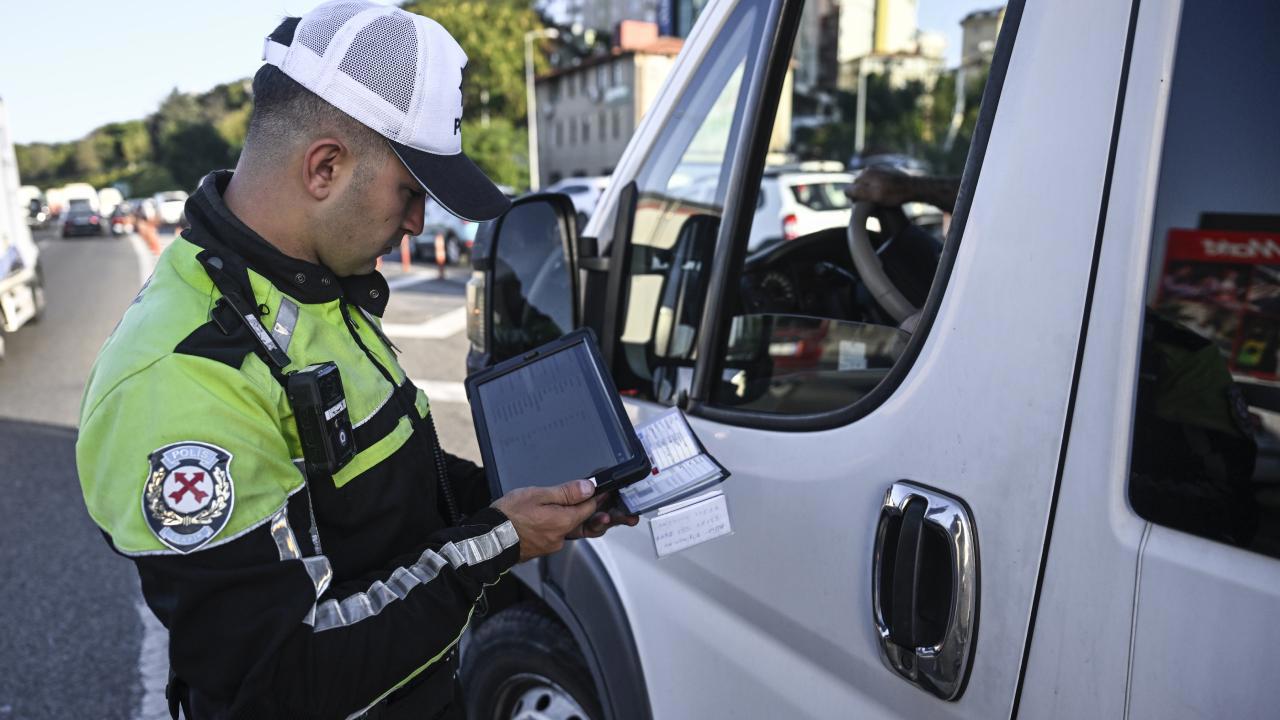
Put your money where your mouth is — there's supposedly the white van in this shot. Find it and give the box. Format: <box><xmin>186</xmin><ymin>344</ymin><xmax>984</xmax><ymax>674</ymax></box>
<box><xmin>0</xmin><ymin>98</ymin><xmax>46</xmax><ymax>359</ymax></box>
<box><xmin>457</xmin><ymin>0</ymin><xmax>1280</xmax><ymax>718</ymax></box>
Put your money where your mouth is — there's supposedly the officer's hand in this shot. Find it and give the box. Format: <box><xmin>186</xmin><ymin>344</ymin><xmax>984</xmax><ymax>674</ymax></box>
<box><xmin>491</xmin><ymin>480</ymin><xmax>605</xmax><ymax>563</ymax></box>
<box><xmin>567</xmin><ymin>491</ymin><xmax>640</xmax><ymax>540</ymax></box>
<box><xmin>845</xmin><ymin>166</ymin><xmax>914</xmax><ymax>206</ymax></box>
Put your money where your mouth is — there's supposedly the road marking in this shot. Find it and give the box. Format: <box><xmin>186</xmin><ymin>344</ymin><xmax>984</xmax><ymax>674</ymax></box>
<box><xmin>383</xmin><ymin>306</ymin><xmax>467</xmax><ymax>339</ymax></box>
<box><xmin>129</xmin><ymin>232</ymin><xmax>172</xmax><ymax>720</ymax></box>
<box><xmin>414</xmin><ymin>379</ymin><xmax>468</xmax><ymax>404</ymax></box>
<box><xmin>126</xmin><ymin>234</ymin><xmax>159</xmax><ymax>286</ymax></box>
<box><xmin>135</xmin><ymin>601</ymin><xmax>170</xmax><ymax>720</ymax></box>
<box><xmin>385</xmin><ymin>269</ymin><xmax>435</xmax><ymax>290</ymax></box>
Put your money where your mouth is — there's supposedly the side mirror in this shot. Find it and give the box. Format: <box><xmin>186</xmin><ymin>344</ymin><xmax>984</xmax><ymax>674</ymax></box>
<box><xmin>466</xmin><ymin>193</ymin><xmax>580</xmax><ymax>375</ymax></box>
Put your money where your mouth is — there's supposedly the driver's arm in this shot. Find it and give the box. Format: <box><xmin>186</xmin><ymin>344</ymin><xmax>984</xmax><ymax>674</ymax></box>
<box><xmin>846</xmin><ymin>168</ymin><xmax>962</xmax><ymax>214</ymax></box>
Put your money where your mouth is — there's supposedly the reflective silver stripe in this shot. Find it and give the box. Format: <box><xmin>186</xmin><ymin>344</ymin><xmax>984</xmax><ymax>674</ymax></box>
<box><xmin>270</xmin><ymin>506</ymin><xmax>333</xmax><ymax>598</ymax></box>
<box><xmin>271</xmin><ymin>297</ymin><xmax>299</xmax><ymax>354</ymax></box>
<box><xmin>303</xmin><ymin>556</ymin><xmax>334</xmax><ymax>598</ymax></box>
<box><xmin>269</xmin><ymin>508</ymin><xmax>301</xmax><ymax>561</ymax></box>
<box><xmin>311</xmin><ymin>520</ymin><xmax>518</xmax><ymax>633</ymax></box>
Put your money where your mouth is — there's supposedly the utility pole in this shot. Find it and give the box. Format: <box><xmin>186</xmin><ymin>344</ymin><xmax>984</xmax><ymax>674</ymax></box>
<box><xmin>524</xmin><ymin>28</ymin><xmax>559</xmax><ymax>192</ymax></box>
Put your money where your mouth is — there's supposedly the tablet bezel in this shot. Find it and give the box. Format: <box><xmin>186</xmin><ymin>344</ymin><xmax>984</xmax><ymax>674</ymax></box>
<box><xmin>464</xmin><ymin>327</ymin><xmax>652</xmax><ymax>500</ymax></box>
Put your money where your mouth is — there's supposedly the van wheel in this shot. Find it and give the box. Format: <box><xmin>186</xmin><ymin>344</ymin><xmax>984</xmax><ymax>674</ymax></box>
<box><xmin>461</xmin><ymin>603</ymin><xmax>602</xmax><ymax>720</ymax></box>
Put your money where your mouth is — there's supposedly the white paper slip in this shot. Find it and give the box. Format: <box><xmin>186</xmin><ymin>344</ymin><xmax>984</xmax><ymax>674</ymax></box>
<box><xmin>650</xmin><ymin>492</ymin><xmax>733</xmax><ymax>558</ymax></box>
<box><xmin>624</xmin><ymin>407</ymin><xmax>731</xmax><ymax>514</ymax></box>
<box><xmin>636</xmin><ymin>408</ymin><xmax>701</xmax><ymax>469</ymax></box>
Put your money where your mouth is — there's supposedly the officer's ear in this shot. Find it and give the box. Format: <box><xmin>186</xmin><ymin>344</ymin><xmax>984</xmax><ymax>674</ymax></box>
<box><xmin>300</xmin><ymin>137</ymin><xmax>349</xmax><ymax>201</ymax></box>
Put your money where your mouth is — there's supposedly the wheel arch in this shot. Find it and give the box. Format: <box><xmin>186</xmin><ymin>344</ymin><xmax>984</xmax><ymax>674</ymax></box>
<box><xmin>503</xmin><ymin>542</ymin><xmax>652</xmax><ymax>720</ymax></box>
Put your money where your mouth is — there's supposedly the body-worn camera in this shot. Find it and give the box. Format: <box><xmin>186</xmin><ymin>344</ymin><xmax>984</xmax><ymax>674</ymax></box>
<box><xmin>287</xmin><ymin>362</ymin><xmax>356</xmax><ymax>477</ymax></box>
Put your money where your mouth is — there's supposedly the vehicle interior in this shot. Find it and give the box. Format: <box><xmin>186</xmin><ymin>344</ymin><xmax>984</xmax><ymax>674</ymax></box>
<box><xmin>614</xmin><ymin>191</ymin><xmax>945</xmax><ymax>416</ymax></box>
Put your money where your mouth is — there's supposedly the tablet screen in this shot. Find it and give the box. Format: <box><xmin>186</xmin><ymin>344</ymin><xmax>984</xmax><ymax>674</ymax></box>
<box><xmin>475</xmin><ymin>340</ymin><xmax>632</xmax><ymax>488</ymax></box>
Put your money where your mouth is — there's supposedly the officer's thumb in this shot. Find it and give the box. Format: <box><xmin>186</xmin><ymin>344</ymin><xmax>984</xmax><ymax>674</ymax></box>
<box><xmin>553</xmin><ymin>478</ymin><xmax>596</xmax><ymax>506</ymax></box>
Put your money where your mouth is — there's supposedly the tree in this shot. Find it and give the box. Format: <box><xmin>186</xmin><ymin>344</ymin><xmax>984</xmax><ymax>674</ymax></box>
<box><xmin>400</xmin><ymin>0</ymin><xmax>548</xmax><ymax>123</ymax></box>
<box><xmin>461</xmin><ymin>118</ymin><xmax>527</xmax><ymax>190</ymax></box>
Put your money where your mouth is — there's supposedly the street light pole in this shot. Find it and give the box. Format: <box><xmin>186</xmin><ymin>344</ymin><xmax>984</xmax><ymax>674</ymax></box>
<box><xmin>524</xmin><ymin>28</ymin><xmax>558</xmax><ymax>192</ymax></box>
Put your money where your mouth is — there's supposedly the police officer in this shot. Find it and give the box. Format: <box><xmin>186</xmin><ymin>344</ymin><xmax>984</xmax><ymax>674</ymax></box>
<box><xmin>77</xmin><ymin>3</ymin><xmax>636</xmax><ymax>718</ymax></box>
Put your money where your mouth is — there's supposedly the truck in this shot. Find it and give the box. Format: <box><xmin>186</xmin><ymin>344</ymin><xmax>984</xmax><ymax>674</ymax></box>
<box><xmin>0</xmin><ymin>97</ymin><xmax>46</xmax><ymax>359</ymax></box>
<box><xmin>456</xmin><ymin>0</ymin><xmax>1280</xmax><ymax>718</ymax></box>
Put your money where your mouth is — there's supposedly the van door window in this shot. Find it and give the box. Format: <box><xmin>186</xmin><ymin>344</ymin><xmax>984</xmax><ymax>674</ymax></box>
<box><xmin>1129</xmin><ymin>0</ymin><xmax>1280</xmax><ymax>558</ymax></box>
<box><xmin>708</xmin><ymin>0</ymin><xmax>985</xmax><ymax>415</ymax></box>
<box><xmin>611</xmin><ymin>0</ymin><xmax>771</xmax><ymax>405</ymax></box>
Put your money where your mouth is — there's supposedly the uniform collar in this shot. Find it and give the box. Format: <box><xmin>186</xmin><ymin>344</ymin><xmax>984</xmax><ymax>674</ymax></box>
<box><xmin>183</xmin><ymin>171</ymin><xmax>390</xmax><ymax>316</ymax></box>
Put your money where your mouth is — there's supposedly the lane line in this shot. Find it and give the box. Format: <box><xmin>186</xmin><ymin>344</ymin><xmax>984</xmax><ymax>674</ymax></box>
<box><xmin>135</xmin><ymin>602</ymin><xmax>170</xmax><ymax>720</ymax></box>
<box><xmin>383</xmin><ymin>306</ymin><xmax>467</xmax><ymax>339</ymax></box>
<box><xmin>414</xmin><ymin>379</ymin><xmax>468</xmax><ymax>404</ymax></box>
<box><xmin>127</xmin><ymin>233</ymin><xmax>171</xmax><ymax>720</ymax></box>
<box><xmin>385</xmin><ymin>269</ymin><xmax>435</xmax><ymax>290</ymax></box>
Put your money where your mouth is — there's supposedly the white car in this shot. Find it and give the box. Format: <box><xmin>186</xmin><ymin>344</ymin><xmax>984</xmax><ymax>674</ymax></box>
<box><xmin>544</xmin><ymin>176</ymin><xmax>610</xmax><ymax>228</ymax></box>
<box><xmin>153</xmin><ymin>190</ymin><xmax>189</xmax><ymax>226</ymax></box>
<box><xmin>461</xmin><ymin>0</ymin><xmax>1280</xmax><ymax>718</ymax></box>
<box><xmin>749</xmin><ymin>169</ymin><xmax>855</xmax><ymax>251</ymax></box>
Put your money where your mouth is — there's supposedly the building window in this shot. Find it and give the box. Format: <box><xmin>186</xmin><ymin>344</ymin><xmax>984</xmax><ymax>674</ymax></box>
<box><xmin>599</xmin><ymin>111</ymin><xmax>606</xmax><ymax>141</ymax></box>
<box><xmin>611</xmin><ymin>61</ymin><xmax>622</xmax><ymax>86</ymax></box>
<box><xmin>570</xmin><ymin>119</ymin><xmax>577</xmax><ymax>144</ymax></box>
<box><xmin>568</xmin><ymin>75</ymin><xmax>575</xmax><ymax>99</ymax></box>
<box><xmin>612</xmin><ymin>109</ymin><xmax>621</xmax><ymax>139</ymax></box>
<box><xmin>556</xmin><ymin>121</ymin><xmax>563</xmax><ymax>147</ymax></box>
<box><xmin>582</xmin><ymin>119</ymin><xmax>591</xmax><ymax>143</ymax></box>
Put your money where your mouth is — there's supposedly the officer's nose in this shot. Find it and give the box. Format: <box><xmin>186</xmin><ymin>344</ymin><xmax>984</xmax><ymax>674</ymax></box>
<box><xmin>403</xmin><ymin>195</ymin><xmax>425</xmax><ymax>237</ymax></box>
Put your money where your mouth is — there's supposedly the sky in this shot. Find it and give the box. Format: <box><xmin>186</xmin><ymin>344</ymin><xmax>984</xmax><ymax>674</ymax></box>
<box><xmin>1</xmin><ymin>0</ymin><xmax>994</xmax><ymax>145</ymax></box>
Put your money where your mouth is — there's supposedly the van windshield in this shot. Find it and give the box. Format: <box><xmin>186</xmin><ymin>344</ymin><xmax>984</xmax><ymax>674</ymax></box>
<box><xmin>787</xmin><ymin>182</ymin><xmax>852</xmax><ymax>211</ymax></box>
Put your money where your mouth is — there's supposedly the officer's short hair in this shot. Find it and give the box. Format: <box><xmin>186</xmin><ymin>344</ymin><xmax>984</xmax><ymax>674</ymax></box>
<box><xmin>244</xmin><ymin>18</ymin><xmax>387</xmax><ymax>185</ymax></box>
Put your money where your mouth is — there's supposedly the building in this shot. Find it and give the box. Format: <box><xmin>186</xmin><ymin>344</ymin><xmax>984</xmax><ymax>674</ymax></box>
<box><xmin>533</xmin><ymin>20</ymin><xmax>792</xmax><ymax>187</ymax></box>
<box><xmin>533</xmin><ymin>22</ymin><xmax>683</xmax><ymax>186</ymax></box>
<box><xmin>835</xmin><ymin>0</ymin><xmax>944</xmax><ymax>92</ymax></box>
<box><xmin>960</xmin><ymin>6</ymin><xmax>1005</xmax><ymax>70</ymax></box>
<box><xmin>549</xmin><ymin>0</ymin><xmax>711</xmax><ymax>39</ymax></box>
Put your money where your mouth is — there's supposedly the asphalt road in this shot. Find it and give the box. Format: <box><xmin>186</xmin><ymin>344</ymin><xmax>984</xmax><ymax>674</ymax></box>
<box><xmin>0</xmin><ymin>229</ymin><xmax>144</xmax><ymax>719</ymax></box>
<box><xmin>0</xmin><ymin>228</ymin><xmax>478</xmax><ymax>719</ymax></box>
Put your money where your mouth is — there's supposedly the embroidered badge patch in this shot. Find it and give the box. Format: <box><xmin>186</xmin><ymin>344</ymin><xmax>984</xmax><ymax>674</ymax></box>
<box><xmin>143</xmin><ymin>442</ymin><xmax>235</xmax><ymax>553</ymax></box>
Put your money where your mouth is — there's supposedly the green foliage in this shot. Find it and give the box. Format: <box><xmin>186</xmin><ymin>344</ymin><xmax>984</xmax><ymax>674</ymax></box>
<box><xmin>793</xmin><ymin>67</ymin><xmax>990</xmax><ymax>177</ymax></box>
<box><xmin>461</xmin><ymin>118</ymin><xmax>528</xmax><ymax>190</ymax></box>
<box><xmin>400</xmin><ymin>0</ymin><xmax>548</xmax><ymax>123</ymax></box>
<box><xmin>12</xmin><ymin>4</ymin><xmax>547</xmax><ymax>193</ymax></box>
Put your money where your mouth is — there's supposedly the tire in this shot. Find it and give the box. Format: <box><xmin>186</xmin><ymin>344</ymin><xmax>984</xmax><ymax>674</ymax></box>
<box><xmin>460</xmin><ymin>603</ymin><xmax>603</xmax><ymax>720</ymax></box>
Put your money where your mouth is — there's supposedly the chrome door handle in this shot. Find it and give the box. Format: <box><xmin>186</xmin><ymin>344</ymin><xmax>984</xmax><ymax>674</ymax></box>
<box><xmin>872</xmin><ymin>481</ymin><xmax>979</xmax><ymax>701</ymax></box>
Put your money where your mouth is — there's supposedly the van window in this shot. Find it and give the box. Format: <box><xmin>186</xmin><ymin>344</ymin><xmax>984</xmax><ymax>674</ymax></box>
<box><xmin>1129</xmin><ymin>0</ymin><xmax>1280</xmax><ymax>558</ymax></box>
<box><xmin>707</xmin><ymin>0</ymin><xmax>988</xmax><ymax>415</ymax></box>
<box><xmin>611</xmin><ymin>0</ymin><xmax>771</xmax><ymax>404</ymax></box>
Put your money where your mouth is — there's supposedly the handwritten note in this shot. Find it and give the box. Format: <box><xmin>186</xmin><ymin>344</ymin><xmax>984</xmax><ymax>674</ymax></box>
<box><xmin>650</xmin><ymin>492</ymin><xmax>733</xmax><ymax>557</ymax></box>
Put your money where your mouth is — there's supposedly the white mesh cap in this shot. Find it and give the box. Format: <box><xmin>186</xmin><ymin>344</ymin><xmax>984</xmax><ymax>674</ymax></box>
<box><xmin>263</xmin><ymin>1</ymin><xmax>510</xmax><ymax>221</ymax></box>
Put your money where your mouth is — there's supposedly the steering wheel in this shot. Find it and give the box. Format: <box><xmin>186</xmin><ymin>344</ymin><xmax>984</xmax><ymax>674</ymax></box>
<box><xmin>847</xmin><ymin>201</ymin><xmax>942</xmax><ymax>326</ymax></box>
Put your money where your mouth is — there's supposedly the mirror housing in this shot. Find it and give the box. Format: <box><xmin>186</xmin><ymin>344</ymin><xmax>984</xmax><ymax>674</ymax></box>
<box><xmin>465</xmin><ymin>193</ymin><xmax>580</xmax><ymax>376</ymax></box>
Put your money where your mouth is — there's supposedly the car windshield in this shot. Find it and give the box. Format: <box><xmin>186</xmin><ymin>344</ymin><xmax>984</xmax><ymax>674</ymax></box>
<box><xmin>787</xmin><ymin>182</ymin><xmax>851</xmax><ymax>211</ymax></box>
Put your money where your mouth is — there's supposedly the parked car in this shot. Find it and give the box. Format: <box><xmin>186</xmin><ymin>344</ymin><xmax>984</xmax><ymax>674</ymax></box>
<box><xmin>109</xmin><ymin>203</ymin><xmax>135</xmax><ymax>235</ymax></box>
<box><xmin>459</xmin><ymin>0</ymin><xmax>1280</xmax><ymax>718</ymax></box>
<box><xmin>411</xmin><ymin>198</ymin><xmax>480</xmax><ymax>265</ymax></box>
<box><xmin>748</xmin><ymin>169</ymin><xmax>856</xmax><ymax>250</ymax></box>
<box><xmin>153</xmin><ymin>190</ymin><xmax>188</xmax><ymax>226</ymax></box>
<box><xmin>62</xmin><ymin>206</ymin><xmax>103</xmax><ymax>237</ymax></box>
<box><xmin>0</xmin><ymin>98</ymin><xmax>46</xmax><ymax>359</ymax></box>
<box><xmin>544</xmin><ymin>176</ymin><xmax>610</xmax><ymax>228</ymax></box>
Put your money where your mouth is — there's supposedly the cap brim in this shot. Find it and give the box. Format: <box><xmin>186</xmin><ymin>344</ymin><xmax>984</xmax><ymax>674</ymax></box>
<box><xmin>387</xmin><ymin>141</ymin><xmax>511</xmax><ymax>223</ymax></box>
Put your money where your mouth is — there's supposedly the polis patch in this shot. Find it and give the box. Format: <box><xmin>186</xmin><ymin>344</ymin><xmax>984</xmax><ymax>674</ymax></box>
<box><xmin>143</xmin><ymin>442</ymin><xmax>235</xmax><ymax>553</ymax></box>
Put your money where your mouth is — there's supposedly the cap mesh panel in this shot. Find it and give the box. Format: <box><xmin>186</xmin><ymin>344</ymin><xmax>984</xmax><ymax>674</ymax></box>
<box><xmin>296</xmin><ymin>1</ymin><xmax>368</xmax><ymax>56</ymax></box>
<box><xmin>338</xmin><ymin>15</ymin><xmax>419</xmax><ymax>114</ymax></box>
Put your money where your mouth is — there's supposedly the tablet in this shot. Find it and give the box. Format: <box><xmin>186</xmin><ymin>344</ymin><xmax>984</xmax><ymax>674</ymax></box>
<box><xmin>464</xmin><ymin>328</ymin><xmax>652</xmax><ymax>500</ymax></box>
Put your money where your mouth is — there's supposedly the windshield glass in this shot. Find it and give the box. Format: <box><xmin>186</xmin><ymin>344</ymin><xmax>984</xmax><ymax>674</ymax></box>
<box><xmin>787</xmin><ymin>182</ymin><xmax>853</xmax><ymax>211</ymax></box>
